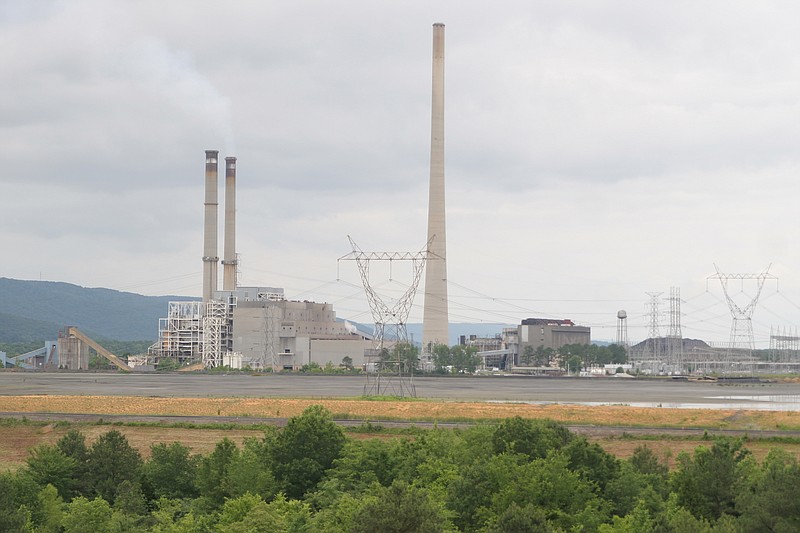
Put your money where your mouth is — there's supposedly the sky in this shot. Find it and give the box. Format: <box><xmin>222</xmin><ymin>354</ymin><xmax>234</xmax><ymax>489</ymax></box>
<box><xmin>2</xmin><ymin>1</ymin><xmax>799</xmax><ymax>347</ymax></box>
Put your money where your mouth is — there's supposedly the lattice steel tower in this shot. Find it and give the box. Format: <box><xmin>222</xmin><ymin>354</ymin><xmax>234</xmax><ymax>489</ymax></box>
<box><xmin>709</xmin><ymin>264</ymin><xmax>777</xmax><ymax>369</ymax></box>
<box><xmin>644</xmin><ymin>292</ymin><xmax>663</xmax><ymax>369</ymax></box>
<box><xmin>666</xmin><ymin>286</ymin><xmax>684</xmax><ymax>373</ymax></box>
<box><xmin>339</xmin><ymin>237</ymin><xmax>432</xmax><ymax>397</ymax></box>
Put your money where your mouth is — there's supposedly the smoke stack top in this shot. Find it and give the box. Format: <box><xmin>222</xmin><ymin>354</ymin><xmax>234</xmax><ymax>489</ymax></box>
<box><xmin>202</xmin><ymin>150</ymin><xmax>219</xmax><ymax>302</ymax></box>
<box><xmin>222</xmin><ymin>156</ymin><xmax>238</xmax><ymax>291</ymax></box>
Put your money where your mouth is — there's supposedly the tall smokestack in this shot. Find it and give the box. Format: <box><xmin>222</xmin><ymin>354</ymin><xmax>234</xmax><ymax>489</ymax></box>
<box><xmin>222</xmin><ymin>156</ymin><xmax>237</xmax><ymax>291</ymax></box>
<box><xmin>202</xmin><ymin>150</ymin><xmax>219</xmax><ymax>302</ymax></box>
<box><xmin>422</xmin><ymin>22</ymin><xmax>449</xmax><ymax>351</ymax></box>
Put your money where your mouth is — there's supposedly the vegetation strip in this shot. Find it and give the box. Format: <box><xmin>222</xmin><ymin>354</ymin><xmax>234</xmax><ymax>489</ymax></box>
<box><xmin>3</xmin><ymin>405</ymin><xmax>800</xmax><ymax>531</ymax></box>
<box><xmin>3</xmin><ymin>394</ymin><xmax>800</xmax><ymax>430</ymax></box>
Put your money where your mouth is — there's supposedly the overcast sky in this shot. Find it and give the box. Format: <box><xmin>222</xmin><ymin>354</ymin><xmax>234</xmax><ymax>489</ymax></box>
<box><xmin>2</xmin><ymin>1</ymin><xmax>799</xmax><ymax>346</ymax></box>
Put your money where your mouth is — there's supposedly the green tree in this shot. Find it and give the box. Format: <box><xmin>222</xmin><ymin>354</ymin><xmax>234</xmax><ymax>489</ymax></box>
<box><xmin>156</xmin><ymin>357</ymin><xmax>180</xmax><ymax>371</ymax></box>
<box><xmin>671</xmin><ymin>438</ymin><xmax>751</xmax><ymax>522</ymax></box>
<box><xmin>341</xmin><ymin>355</ymin><xmax>353</xmax><ymax>370</ymax></box>
<box><xmin>324</xmin><ymin>438</ymin><xmax>398</xmax><ymax>493</ymax></box>
<box><xmin>483</xmin><ymin>502</ymin><xmax>553</xmax><ymax>533</ymax></box>
<box><xmin>521</xmin><ymin>345</ymin><xmax>534</xmax><ymax>366</ymax></box>
<box><xmin>0</xmin><ymin>471</ymin><xmax>38</xmax><ymax>533</ymax></box>
<box><xmin>143</xmin><ymin>442</ymin><xmax>198</xmax><ymax>500</ymax></box>
<box><xmin>534</xmin><ymin>346</ymin><xmax>554</xmax><ymax>367</ymax></box>
<box><xmin>489</xmin><ymin>453</ymin><xmax>608</xmax><ymax>531</ymax></box>
<box><xmin>431</xmin><ymin>343</ymin><xmax>452</xmax><ymax>373</ymax></box>
<box><xmin>149</xmin><ymin>497</ymin><xmax>213</xmax><ymax>532</ymax></box>
<box><xmin>85</xmin><ymin>430</ymin><xmax>143</xmax><ymax>504</ymax></box>
<box><xmin>113</xmin><ymin>479</ymin><xmax>147</xmax><ymax>517</ymax></box>
<box><xmin>607</xmin><ymin>343</ymin><xmax>628</xmax><ymax>364</ymax></box>
<box><xmin>383</xmin><ymin>342</ymin><xmax>419</xmax><ymax>372</ymax></box>
<box><xmin>300</xmin><ymin>361</ymin><xmax>323</xmax><ymax>373</ymax></box>
<box><xmin>227</xmin><ymin>436</ymin><xmax>278</xmax><ymax>500</ymax></box>
<box><xmin>630</xmin><ymin>444</ymin><xmax>669</xmax><ymax>478</ymax></box>
<box><xmin>736</xmin><ymin>448</ymin><xmax>800</xmax><ymax>532</ymax></box>
<box><xmin>350</xmin><ymin>480</ymin><xmax>455</xmax><ymax>533</ymax></box>
<box><xmin>563</xmin><ymin>436</ymin><xmax>620</xmax><ymax>491</ymax></box>
<box><xmin>604</xmin><ymin>461</ymin><xmax>665</xmax><ymax>518</ymax></box>
<box><xmin>35</xmin><ymin>484</ymin><xmax>64</xmax><ymax>533</ymax></box>
<box><xmin>217</xmin><ymin>493</ymin><xmax>312</xmax><ymax>533</ymax></box>
<box><xmin>451</xmin><ymin>344</ymin><xmax>480</xmax><ymax>373</ymax></box>
<box><xmin>492</xmin><ymin>416</ymin><xmax>573</xmax><ymax>460</ymax></box>
<box><xmin>24</xmin><ymin>444</ymin><xmax>77</xmax><ymax>500</ymax></box>
<box><xmin>598</xmin><ymin>499</ymin><xmax>656</xmax><ymax>533</ymax></box>
<box><xmin>273</xmin><ymin>405</ymin><xmax>347</xmax><ymax>498</ymax></box>
<box><xmin>56</xmin><ymin>429</ymin><xmax>89</xmax><ymax>495</ymax></box>
<box><xmin>446</xmin><ymin>452</ymin><xmax>520</xmax><ymax>531</ymax></box>
<box><xmin>565</xmin><ymin>354</ymin><xmax>583</xmax><ymax>373</ymax></box>
<box><xmin>195</xmin><ymin>437</ymin><xmax>238</xmax><ymax>510</ymax></box>
<box><xmin>61</xmin><ymin>496</ymin><xmax>114</xmax><ymax>533</ymax></box>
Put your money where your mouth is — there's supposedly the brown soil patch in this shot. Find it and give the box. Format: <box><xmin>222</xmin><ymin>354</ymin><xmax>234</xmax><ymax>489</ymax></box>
<box><xmin>0</xmin><ymin>424</ymin><xmax>264</xmax><ymax>472</ymax></box>
<box><xmin>594</xmin><ymin>438</ymin><xmax>800</xmax><ymax>468</ymax></box>
<box><xmin>3</xmin><ymin>424</ymin><xmax>800</xmax><ymax>474</ymax></box>
<box><xmin>3</xmin><ymin>395</ymin><xmax>800</xmax><ymax>472</ymax></box>
<box><xmin>2</xmin><ymin>395</ymin><xmax>799</xmax><ymax>431</ymax></box>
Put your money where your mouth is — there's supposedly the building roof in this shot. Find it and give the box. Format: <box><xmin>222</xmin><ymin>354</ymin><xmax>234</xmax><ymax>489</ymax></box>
<box><xmin>521</xmin><ymin>318</ymin><xmax>576</xmax><ymax>326</ymax></box>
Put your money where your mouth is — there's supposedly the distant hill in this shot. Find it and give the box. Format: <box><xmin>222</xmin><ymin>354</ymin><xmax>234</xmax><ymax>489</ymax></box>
<box><xmin>0</xmin><ymin>277</ymin><xmax>515</xmax><ymax>346</ymax></box>
<box><xmin>405</xmin><ymin>323</ymin><xmax>514</xmax><ymax>348</ymax></box>
<box><xmin>0</xmin><ymin>311</ymin><xmax>63</xmax><ymax>343</ymax></box>
<box><xmin>0</xmin><ymin>278</ymin><xmax>196</xmax><ymax>342</ymax></box>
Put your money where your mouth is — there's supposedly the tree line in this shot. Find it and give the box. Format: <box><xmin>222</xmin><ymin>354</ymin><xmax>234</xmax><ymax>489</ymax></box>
<box><xmin>2</xmin><ymin>406</ymin><xmax>800</xmax><ymax>532</ymax></box>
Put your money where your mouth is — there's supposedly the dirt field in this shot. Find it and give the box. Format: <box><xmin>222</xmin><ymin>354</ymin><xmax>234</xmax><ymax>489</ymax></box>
<box><xmin>3</xmin><ymin>421</ymin><xmax>799</xmax><ymax>474</ymax></box>
<box><xmin>2</xmin><ymin>394</ymin><xmax>800</xmax><ymax>472</ymax></box>
<box><xmin>3</xmin><ymin>394</ymin><xmax>800</xmax><ymax>430</ymax></box>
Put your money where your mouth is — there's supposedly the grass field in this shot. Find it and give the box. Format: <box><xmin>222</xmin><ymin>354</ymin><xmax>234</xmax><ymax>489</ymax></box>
<box><xmin>3</xmin><ymin>394</ymin><xmax>800</xmax><ymax>429</ymax></box>
<box><xmin>3</xmin><ymin>394</ymin><xmax>800</xmax><ymax>472</ymax></box>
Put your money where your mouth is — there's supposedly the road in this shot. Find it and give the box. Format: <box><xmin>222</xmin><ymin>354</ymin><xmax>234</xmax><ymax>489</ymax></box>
<box><xmin>2</xmin><ymin>372</ymin><xmax>800</xmax><ymax>410</ymax></box>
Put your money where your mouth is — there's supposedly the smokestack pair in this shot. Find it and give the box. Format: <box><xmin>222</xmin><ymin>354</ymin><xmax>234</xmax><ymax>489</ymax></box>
<box><xmin>202</xmin><ymin>150</ymin><xmax>237</xmax><ymax>302</ymax></box>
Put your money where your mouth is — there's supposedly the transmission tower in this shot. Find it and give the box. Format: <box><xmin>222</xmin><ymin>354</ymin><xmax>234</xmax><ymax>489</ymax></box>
<box><xmin>770</xmin><ymin>326</ymin><xmax>800</xmax><ymax>373</ymax></box>
<box><xmin>642</xmin><ymin>292</ymin><xmax>662</xmax><ymax>374</ymax></box>
<box><xmin>666</xmin><ymin>287</ymin><xmax>684</xmax><ymax>374</ymax></box>
<box><xmin>338</xmin><ymin>236</ymin><xmax>433</xmax><ymax>397</ymax></box>
<box><xmin>708</xmin><ymin>264</ymin><xmax>777</xmax><ymax>373</ymax></box>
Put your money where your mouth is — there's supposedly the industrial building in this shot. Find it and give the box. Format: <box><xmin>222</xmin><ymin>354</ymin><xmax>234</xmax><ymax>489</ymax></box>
<box><xmin>149</xmin><ymin>25</ymin><xmax>452</xmax><ymax>372</ymax></box>
<box><xmin>146</xmin><ymin>152</ymin><xmax>373</xmax><ymax>371</ymax></box>
<box><xmin>518</xmin><ymin>318</ymin><xmax>591</xmax><ymax>354</ymax></box>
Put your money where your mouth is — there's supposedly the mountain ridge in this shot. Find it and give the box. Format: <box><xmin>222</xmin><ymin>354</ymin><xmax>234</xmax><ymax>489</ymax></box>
<box><xmin>0</xmin><ymin>277</ymin><xmax>513</xmax><ymax>346</ymax></box>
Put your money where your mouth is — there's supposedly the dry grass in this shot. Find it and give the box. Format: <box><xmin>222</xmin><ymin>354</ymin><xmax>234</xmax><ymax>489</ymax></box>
<box><xmin>592</xmin><ymin>437</ymin><xmax>800</xmax><ymax>468</ymax></box>
<box><xmin>0</xmin><ymin>423</ymin><xmax>264</xmax><ymax>471</ymax></box>
<box><xmin>3</xmin><ymin>395</ymin><xmax>800</xmax><ymax>431</ymax></box>
<box><xmin>4</xmin><ymin>395</ymin><xmax>800</xmax><ymax>472</ymax></box>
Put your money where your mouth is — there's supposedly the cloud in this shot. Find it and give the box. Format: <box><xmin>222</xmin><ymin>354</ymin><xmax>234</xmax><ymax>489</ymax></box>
<box><xmin>2</xmin><ymin>1</ymin><xmax>800</xmax><ymax>346</ymax></box>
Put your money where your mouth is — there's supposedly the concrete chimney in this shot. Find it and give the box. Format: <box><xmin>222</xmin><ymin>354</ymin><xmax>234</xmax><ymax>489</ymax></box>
<box><xmin>422</xmin><ymin>23</ymin><xmax>449</xmax><ymax>351</ymax></box>
<box><xmin>222</xmin><ymin>156</ymin><xmax>237</xmax><ymax>291</ymax></box>
<box><xmin>202</xmin><ymin>150</ymin><xmax>219</xmax><ymax>302</ymax></box>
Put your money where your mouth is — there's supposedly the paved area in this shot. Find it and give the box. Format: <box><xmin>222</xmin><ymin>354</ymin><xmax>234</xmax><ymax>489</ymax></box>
<box><xmin>2</xmin><ymin>372</ymin><xmax>800</xmax><ymax>410</ymax></box>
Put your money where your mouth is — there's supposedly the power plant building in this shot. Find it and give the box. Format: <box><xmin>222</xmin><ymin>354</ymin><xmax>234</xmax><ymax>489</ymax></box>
<box><xmin>148</xmin><ymin>151</ymin><xmax>373</xmax><ymax>371</ymax></box>
<box><xmin>518</xmin><ymin>318</ymin><xmax>591</xmax><ymax>353</ymax></box>
<box><xmin>228</xmin><ymin>289</ymin><xmax>372</xmax><ymax>369</ymax></box>
<box><xmin>153</xmin><ymin>25</ymin><xmax>455</xmax><ymax>370</ymax></box>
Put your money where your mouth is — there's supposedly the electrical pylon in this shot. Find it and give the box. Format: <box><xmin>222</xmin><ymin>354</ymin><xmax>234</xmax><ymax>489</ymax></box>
<box><xmin>642</xmin><ymin>292</ymin><xmax>662</xmax><ymax>374</ymax></box>
<box><xmin>708</xmin><ymin>263</ymin><xmax>777</xmax><ymax>373</ymax></box>
<box><xmin>338</xmin><ymin>236</ymin><xmax>434</xmax><ymax>397</ymax></box>
<box><xmin>666</xmin><ymin>287</ymin><xmax>683</xmax><ymax>374</ymax></box>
